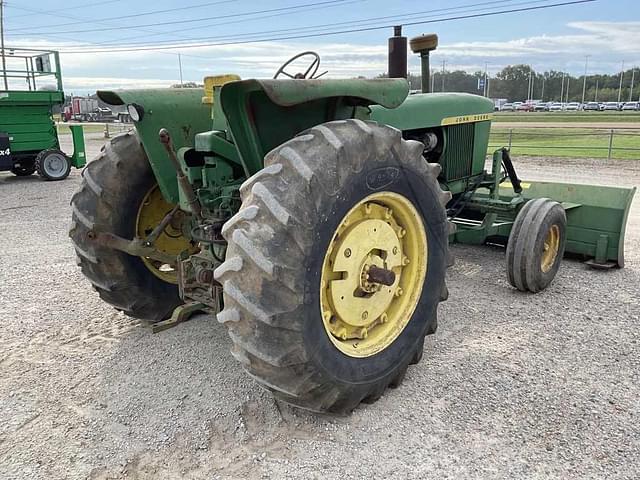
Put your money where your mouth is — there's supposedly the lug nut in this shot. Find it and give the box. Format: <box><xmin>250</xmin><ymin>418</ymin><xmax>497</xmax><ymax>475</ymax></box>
<box><xmin>362</xmin><ymin>311</ymin><xmax>369</xmax><ymax>320</ymax></box>
<box><xmin>344</xmin><ymin>248</ymin><xmax>352</xmax><ymax>257</ymax></box>
<box><xmin>395</xmin><ymin>287</ymin><xmax>404</xmax><ymax>297</ymax></box>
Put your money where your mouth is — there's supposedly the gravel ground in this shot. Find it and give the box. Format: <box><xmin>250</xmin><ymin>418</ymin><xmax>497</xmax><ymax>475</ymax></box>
<box><xmin>1</xmin><ymin>133</ymin><xmax>638</xmax><ymax>480</ymax></box>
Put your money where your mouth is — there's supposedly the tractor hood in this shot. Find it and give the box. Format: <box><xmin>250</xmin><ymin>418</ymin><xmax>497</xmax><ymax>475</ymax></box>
<box><xmin>222</xmin><ymin>78</ymin><xmax>409</xmax><ymax>109</ymax></box>
<box><xmin>371</xmin><ymin>92</ymin><xmax>495</xmax><ymax>130</ymax></box>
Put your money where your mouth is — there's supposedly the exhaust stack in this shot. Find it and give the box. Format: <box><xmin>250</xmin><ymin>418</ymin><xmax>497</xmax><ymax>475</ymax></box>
<box><xmin>388</xmin><ymin>26</ymin><xmax>407</xmax><ymax>79</ymax></box>
<box><xmin>410</xmin><ymin>33</ymin><xmax>439</xmax><ymax>93</ymax></box>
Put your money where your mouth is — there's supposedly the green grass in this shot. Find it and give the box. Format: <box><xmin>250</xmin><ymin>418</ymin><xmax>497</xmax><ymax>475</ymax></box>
<box><xmin>489</xmin><ymin>127</ymin><xmax>640</xmax><ymax>159</ymax></box>
<box><xmin>493</xmin><ymin>112</ymin><xmax>640</xmax><ymax>123</ymax></box>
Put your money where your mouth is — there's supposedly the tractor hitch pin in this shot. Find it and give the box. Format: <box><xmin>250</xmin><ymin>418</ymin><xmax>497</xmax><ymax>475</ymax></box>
<box><xmin>367</xmin><ymin>265</ymin><xmax>396</xmax><ymax>286</ymax></box>
<box><xmin>159</xmin><ymin>128</ymin><xmax>203</xmax><ymax>221</ymax></box>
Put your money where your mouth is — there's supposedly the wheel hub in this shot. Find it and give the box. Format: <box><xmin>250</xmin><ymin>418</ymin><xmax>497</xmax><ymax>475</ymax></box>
<box><xmin>541</xmin><ymin>224</ymin><xmax>560</xmax><ymax>273</ymax></box>
<box><xmin>320</xmin><ymin>192</ymin><xmax>427</xmax><ymax>358</ymax></box>
<box><xmin>136</xmin><ymin>185</ymin><xmax>193</xmax><ymax>284</ymax></box>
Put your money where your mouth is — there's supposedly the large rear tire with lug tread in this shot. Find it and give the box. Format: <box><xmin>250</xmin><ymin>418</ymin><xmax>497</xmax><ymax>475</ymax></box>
<box><xmin>36</xmin><ymin>149</ymin><xmax>72</xmax><ymax>181</ymax></box>
<box><xmin>506</xmin><ymin>198</ymin><xmax>567</xmax><ymax>293</ymax></box>
<box><xmin>69</xmin><ymin>132</ymin><xmax>185</xmax><ymax>322</ymax></box>
<box><xmin>214</xmin><ymin>120</ymin><xmax>451</xmax><ymax>413</ymax></box>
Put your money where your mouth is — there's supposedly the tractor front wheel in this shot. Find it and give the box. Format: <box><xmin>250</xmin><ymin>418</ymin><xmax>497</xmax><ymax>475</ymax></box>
<box><xmin>214</xmin><ymin>120</ymin><xmax>451</xmax><ymax>413</ymax></box>
<box><xmin>70</xmin><ymin>133</ymin><xmax>188</xmax><ymax>321</ymax></box>
<box><xmin>506</xmin><ymin>198</ymin><xmax>567</xmax><ymax>292</ymax></box>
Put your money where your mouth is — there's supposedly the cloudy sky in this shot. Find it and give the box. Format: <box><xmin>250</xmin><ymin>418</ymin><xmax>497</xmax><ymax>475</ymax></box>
<box><xmin>3</xmin><ymin>0</ymin><xmax>640</xmax><ymax>94</ymax></box>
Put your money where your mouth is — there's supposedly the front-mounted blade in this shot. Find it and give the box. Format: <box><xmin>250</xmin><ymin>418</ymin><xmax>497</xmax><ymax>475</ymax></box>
<box><xmin>499</xmin><ymin>181</ymin><xmax>636</xmax><ymax>268</ymax></box>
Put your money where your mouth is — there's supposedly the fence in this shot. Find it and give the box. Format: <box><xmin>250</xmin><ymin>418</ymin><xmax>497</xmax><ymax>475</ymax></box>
<box><xmin>488</xmin><ymin>126</ymin><xmax>640</xmax><ymax>160</ymax></box>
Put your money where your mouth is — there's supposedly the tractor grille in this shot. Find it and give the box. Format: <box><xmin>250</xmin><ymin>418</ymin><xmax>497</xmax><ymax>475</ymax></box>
<box><xmin>441</xmin><ymin>123</ymin><xmax>475</xmax><ymax>181</ymax></box>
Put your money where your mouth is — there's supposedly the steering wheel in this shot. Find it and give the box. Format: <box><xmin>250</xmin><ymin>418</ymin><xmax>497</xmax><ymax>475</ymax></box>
<box><xmin>273</xmin><ymin>51</ymin><xmax>326</xmax><ymax>79</ymax></box>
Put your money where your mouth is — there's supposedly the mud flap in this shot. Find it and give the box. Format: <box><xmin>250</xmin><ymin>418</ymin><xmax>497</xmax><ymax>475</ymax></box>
<box><xmin>500</xmin><ymin>181</ymin><xmax>636</xmax><ymax>267</ymax></box>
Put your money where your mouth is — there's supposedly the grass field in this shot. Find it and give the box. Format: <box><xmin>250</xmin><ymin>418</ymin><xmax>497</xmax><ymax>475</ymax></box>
<box><xmin>488</xmin><ymin>127</ymin><xmax>640</xmax><ymax>159</ymax></box>
<box><xmin>493</xmin><ymin>111</ymin><xmax>640</xmax><ymax>123</ymax></box>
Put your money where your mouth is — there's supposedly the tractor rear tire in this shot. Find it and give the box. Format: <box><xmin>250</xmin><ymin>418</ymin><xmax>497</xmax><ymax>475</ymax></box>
<box><xmin>36</xmin><ymin>149</ymin><xmax>72</xmax><ymax>181</ymax></box>
<box><xmin>506</xmin><ymin>198</ymin><xmax>567</xmax><ymax>292</ymax></box>
<box><xmin>69</xmin><ymin>132</ymin><xmax>183</xmax><ymax>322</ymax></box>
<box><xmin>214</xmin><ymin>120</ymin><xmax>451</xmax><ymax>413</ymax></box>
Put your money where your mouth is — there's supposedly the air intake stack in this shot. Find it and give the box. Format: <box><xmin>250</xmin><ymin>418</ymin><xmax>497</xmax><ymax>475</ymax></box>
<box><xmin>410</xmin><ymin>33</ymin><xmax>439</xmax><ymax>93</ymax></box>
<box><xmin>388</xmin><ymin>26</ymin><xmax>407</xmax><ymax>79</ymax></box>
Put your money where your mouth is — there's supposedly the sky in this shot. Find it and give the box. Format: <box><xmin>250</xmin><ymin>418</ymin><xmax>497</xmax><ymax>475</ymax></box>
<box><xmin>2</xmin><ymin>0</ymin><xmax>640</xmax><ymax>94</ymax></box>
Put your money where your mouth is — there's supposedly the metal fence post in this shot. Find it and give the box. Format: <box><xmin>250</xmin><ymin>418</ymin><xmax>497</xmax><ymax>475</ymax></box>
<box><xmin>607</xmin><ymin>129</ymin><xmax>614</xmax><ymax>161</ymax></box>
<box><xmin>508</xmin><ymin>128</ymin><xmax>513</xmax><ymax>151</ymax></box>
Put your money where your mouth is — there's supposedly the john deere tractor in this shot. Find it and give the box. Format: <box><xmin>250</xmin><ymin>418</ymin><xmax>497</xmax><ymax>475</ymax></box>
<box><xmin>70</xmin><ymin>31</ymin><xmax>635</xmax><ymax>413</ymax></box>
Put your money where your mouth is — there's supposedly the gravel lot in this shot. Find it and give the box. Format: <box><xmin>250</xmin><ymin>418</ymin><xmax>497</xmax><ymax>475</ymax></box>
<box><xmin>1</xmin><ymin>133</ymin><xmax>638</xmax><ymax>479</ymax></box>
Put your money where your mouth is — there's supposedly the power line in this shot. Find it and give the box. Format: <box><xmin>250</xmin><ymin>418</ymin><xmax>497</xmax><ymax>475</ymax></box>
<box><xmin>4</xmin><ymin>0</ymin><xmax>124</xmax><ymax>20</ymax></box>
<box><xmin>55</xmin><ymin>0</ymin><xmax>597</xmax><ymax>54</ymax></box>
<box><xmin>7</xmin><ymin>0</ymin><xmax>356</xmax><ymax>35</ymax></box>
<box><xmin>4</xmin><ymin>0</ymin><xmax>241</xmax><ymax>30</ymax></box>
<box><xmin>63</xmin><ymin>0</ymin><xmax>533</xmax><ymax>48</ymax></box>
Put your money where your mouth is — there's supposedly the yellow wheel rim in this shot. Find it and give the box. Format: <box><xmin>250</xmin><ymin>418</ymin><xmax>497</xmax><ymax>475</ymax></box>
<box><xmin>135</xmin><ymin>184</ymin><xmax>192</xmax><ymax>284</ymax></box>
<box><xmin>320</xmin><ymin>192</ymin><xmax>428</xmax><ymax>358</ymax></box>
<box><xmin>541</xmin><ymin>224</ymin><xmax>560</xmax><ymax>273</ymax></box>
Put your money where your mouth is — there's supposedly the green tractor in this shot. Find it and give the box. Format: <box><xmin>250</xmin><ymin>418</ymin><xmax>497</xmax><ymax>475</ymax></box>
<box><xmin>0</xmin><ymin>48</ymin><xmax>86</xmax><ymax>180</ymax></box>
<box><xmin>70</xmin><ymin>31</ymin><xmax>635</xmax><ymax>413</ymax></box>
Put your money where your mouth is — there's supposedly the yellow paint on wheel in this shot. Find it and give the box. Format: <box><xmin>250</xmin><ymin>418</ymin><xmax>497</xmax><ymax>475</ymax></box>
<box><xmin>135</xmin><ymin>184</ymin><xmax>192</xmax><ymax>284</ymax></box>
<box><xmin>320</xmin><ymin>192</ymin><xmax>428</xmax><ymax>358</ymax></box>
<box><xmin>541</xmin><ymin>224</ymin><xmax>560</xmax><ymax>273</ymax></box>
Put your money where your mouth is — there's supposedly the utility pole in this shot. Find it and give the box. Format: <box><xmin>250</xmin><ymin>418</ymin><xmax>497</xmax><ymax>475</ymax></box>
<box><xmin>0</xmin><ymin>0</ymin><xmax>8</xmax><ymax>91</ymax></box>
<box><xmin>618</xmin><ymin>61</ymin><xmax>625</xmax><ymax>104</ymax></box>
<box><xmin>595</xmin><ymin>79</ymin><xmax>599</xmax><ymax>102</ymax></box>
<box><xmin>441</xmin><ymin>59</ymin><xmax>445</xmax><ymax>92</ymax></box>
<box><xmin>483</xmin><ymin>62</ymin><xmax>488</xmax><ymax>97</ymax></box>
<box><xmin>581</xmin><ymin>55</ymin><xmax>590</xmax><ymax>105</ymax></box>
<box><xmin>431</xmin><ymin>68</ymin><xmax>435</xmax><ymax>93</ymax></box>
<box><xmin>629</xmin><ymin>67</ymin><xmax>636</xmax><ymax>102</ymax></box>
<box><xmin>527</xmin><ymin>67</ymin><xmax>532</xmax><ymax>101</ymax></box>
<box><xmin>566</xmin><ymin>77</ymin><xmax>570</xmax><ymax>103</ymax></box>
<box><xmin>178</xmin><ymin>54</ymin><xmax>184</xmax><ymax>87</ymax></box>
<box><xmin>560</xmin><ymin>72</ymin><xmax>565</xmax><ymax>103</ymax></box>
<box><xmin>541</xmin><ymin>74</ymin><xmax>546</xmax><ymax>102</ymax></box>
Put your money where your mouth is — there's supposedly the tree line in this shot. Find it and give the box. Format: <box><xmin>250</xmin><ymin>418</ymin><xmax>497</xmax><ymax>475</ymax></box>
<box><xmin>403</xmin><ymin>64</ymin><xmax>639</xmax><ymax>103</ymax></box>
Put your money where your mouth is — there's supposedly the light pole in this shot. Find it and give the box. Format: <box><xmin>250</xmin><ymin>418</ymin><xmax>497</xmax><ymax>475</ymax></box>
<box><xmin>629</xmin><ymin>67</ymin><xmax>636</xmax><ymax>102</ymax></box>
<box><xmin>483</xmin><ymin>62</ymin><xmax>488</xmax><ymax>97</ymax></box>
<box><xmin>560</xmin><ymin>72</ymin><xmax>565</xmax><ymax>103</ymax></box>
<box><xmin>0</xmin><ymin>0</ymin><xmax>7</xmax><ymax>91</ymax></box>
<box><xmin>581</xmin><ymin>55</ymin><xmax>590</xmax><ymax>105</ymax></box>
<box><xmin>618</xmin><ymin>61</ymin><xmax>625</xmax><ymax>104</ymax></box>
<box><xmin>178</xmin><ymin>54</ymin><xmax>184</xmax><ymax>87</ymax></box>
<box><xmin>441</xmin><ymin>59</ymin><xmax>445</xmax><ymax>92</ymax></box>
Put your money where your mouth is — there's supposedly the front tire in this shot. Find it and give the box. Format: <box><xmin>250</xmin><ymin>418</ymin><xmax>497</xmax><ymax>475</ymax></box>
<box><xmin>506</xmin><ymin>198</ymin><xmax>567</xmax><ymax>292</ymax></box>
<box><xmin>69</xmin><ymin>133</ymin><xmax>184</xmax><ymax>321</ymax></box>
<box><xmin>11</xmin><ymin>161</ymin><xmax>36</xmax><ymax>176</ymax></box>
<box><xmin>214</xmin><ymin>120</ymin><xmax>451</xmax><ymax>413</ymax></box>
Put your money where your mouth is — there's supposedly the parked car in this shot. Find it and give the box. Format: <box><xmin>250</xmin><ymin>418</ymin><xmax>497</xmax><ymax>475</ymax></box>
<box><xmin>583</xmin><ymin>102</ymin><xmax>601</xmax><ymax>111</ymax></box>
<box><xmin>501</xmin><ymin>103</ymin><xmax>515</xmax><ymax>112</ymax></box>
<box><xmin>548</xmin><ymin>102</ymin><xmax>564</xmax><ymax>112</ymax></box>
<box><xmin>565</xmin><ymin>102</ymin><xmax>581</xmax><ymax>111</ymax></box>
<box><xmin>516</xmin><ymin>103</ymin><xmax>534</xmax><ymax>112</ymax></box>
<box><xmin>533</xmin><ymin>102</ymin><xmax>549</xmax><ymax>112</ymax></box>
<box><xmin>622</xmin><ymin>102</ymin><xmax>639</xmax><ymax>111</ymax></box>
<box><xmin>603</xmin><ymin>102</ymin><xmax>621</xmax><ymax>111</ymax></box>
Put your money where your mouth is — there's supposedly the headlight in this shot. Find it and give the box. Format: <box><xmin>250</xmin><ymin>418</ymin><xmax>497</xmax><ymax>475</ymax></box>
<box><xmin>127</xmin><ymin>103</ymin><xmax>144</xmax><ymax>122</ymax></box>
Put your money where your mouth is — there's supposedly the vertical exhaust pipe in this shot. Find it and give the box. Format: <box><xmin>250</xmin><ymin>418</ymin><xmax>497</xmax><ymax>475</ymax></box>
<box><xmin>410</xmin><ymin>34</ymin><xmax>439</xmax><ymax>93</ymax></box>
<box><xmin>388</xmin><ymin>25</ymin><xmax>407</xmax><ymax>79</ymax></box>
